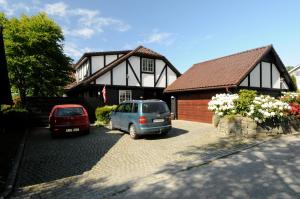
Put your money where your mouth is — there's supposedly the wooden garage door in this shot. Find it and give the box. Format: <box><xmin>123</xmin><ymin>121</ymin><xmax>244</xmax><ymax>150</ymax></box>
<box><xmin>177</xmin><ymin>93</ymin><xmax>215</xmax><ymax>123</ymax></box>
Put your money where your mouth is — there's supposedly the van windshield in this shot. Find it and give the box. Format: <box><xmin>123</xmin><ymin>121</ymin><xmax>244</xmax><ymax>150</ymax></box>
<box><xmin>55</xmin><ymin>107</ymin><xmax>84</xmax><ymax>116</ymax></box>
<box><xmin>142</xmin><ymin>102</ymin><xmax>169</xmax><ymax>114</ymax></box>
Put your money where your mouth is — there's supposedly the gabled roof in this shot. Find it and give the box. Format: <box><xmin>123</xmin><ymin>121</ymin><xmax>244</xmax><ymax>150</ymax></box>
<box><xmin>165</xmin><ymin>45</ymin><xmax>295</xmax><ymax>93</ymax></box>
<box><xmin>66</xmin><ymin>46</ymin><xmax>180</xmax><ymax>90</ymax></box>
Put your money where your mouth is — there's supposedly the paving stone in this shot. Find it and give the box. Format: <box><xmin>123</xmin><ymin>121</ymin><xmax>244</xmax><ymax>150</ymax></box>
<box><xmin>12</xmin><ymin>120</ymin><xmax>264</xmax><ymax>198</ymax></box>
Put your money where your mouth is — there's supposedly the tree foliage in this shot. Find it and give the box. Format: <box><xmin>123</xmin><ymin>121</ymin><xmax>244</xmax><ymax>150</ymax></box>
<box><xmin>291</xmin><ymin>75</ymin><xmax>298</xmax><ymax>91</ymax></box>
<box><xmin>0</xmin><ymin>12</ymin><xmax>74</xmax><ymax>103</ymax></box>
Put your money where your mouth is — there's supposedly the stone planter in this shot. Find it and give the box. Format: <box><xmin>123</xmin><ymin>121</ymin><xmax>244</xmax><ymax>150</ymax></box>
<box><xmin>289</xmin><ymin>118</ymin><xmax>300</xmax><ymax>132</ymax></box>
<box><xmin>216</xmin><ymin>115</ymin><xmax>293</xmax><ymax>138</ymax></box>
<box><xmin>217</xmin><ymin>116</ymin><xmax>243</xmax><ymax>137</ymax></box>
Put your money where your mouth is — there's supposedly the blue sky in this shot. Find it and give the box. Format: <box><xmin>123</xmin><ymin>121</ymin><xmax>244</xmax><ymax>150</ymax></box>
<box><xmin>1</xmin><ymin>0</ymin><xmax>300</xmax><ymax>72</ymax></box>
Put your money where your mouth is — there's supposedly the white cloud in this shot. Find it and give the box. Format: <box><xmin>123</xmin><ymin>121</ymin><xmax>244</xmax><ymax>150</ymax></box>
<box><xmin>64</xmin><ymin>42</ymin><xmax>94</xmax><ymax>59</ymax></box>
<box><xmin>0</xmin><ymin>1</ymin><xmax>130</xmax><ymax>39</ymax></box>
<box><xmin>41</xmin><ymin>2</ymin><xmax>130</xmax><ymax>37</ymax></box>
<box><xmin>63</xmin><ymin>27</ymin><xmax>95</xmax><ymax>39</ymax></box>
<box><xmin>76</xmin><ymin>28</ymin><xmax>95</xmax><ymax>38</ymax></box>
<box><xmin>44</xmin><ymin>2</ymin><xmax>68</xmax><ymax>17</ymax></box>
<box><xmin>141</xmin><ymin>30</ymin><xmax>175</xmax><ymax>45</ymax></box>
<box><xmin>0</xmin><ymin>0</ymin><xmax>32</xmax><ymax>16</ymax></box>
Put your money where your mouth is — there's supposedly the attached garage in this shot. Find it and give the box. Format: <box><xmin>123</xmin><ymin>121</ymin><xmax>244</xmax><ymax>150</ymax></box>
<box><xmin>165</xmin><ymin>45</ymin><xmax>296</xmax><ymax>123</ymax></box>
<box><xmin>177</xmin><ymin>91</ymin><xmax>219</xmax><ymax>123</ymax></box>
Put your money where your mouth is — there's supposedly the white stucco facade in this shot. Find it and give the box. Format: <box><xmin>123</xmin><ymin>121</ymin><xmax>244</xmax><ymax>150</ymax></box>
<box><xmin>239</xmin><ymin>61</ymin><xmax>289</xmax><ymax>90</ymax></box>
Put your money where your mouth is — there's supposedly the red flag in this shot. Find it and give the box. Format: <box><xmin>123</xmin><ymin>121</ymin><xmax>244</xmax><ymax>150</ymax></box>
<box><xmin>102</xmin><ymin>85</ymin><xmax>107</xmax><ymax>103</ymax></box>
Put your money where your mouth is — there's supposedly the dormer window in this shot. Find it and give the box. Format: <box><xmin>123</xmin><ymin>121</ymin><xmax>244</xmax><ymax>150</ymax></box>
<box><xmin>142</xmin><ymin>58</ymin><xmax>154</xmax><ymax>73</ymax></box>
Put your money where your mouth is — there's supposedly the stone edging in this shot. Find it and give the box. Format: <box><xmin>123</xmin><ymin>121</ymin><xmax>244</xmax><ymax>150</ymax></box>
<box><xmin>0</xmin><ymin>129</ymin><xmax>29</xmax><ymax>199</ymax></box>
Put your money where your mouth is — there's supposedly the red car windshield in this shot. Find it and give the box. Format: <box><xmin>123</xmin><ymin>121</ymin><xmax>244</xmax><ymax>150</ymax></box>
<box><xmin>55</xmin><ymin>107</ymin><xmax>84</xmax><ymax>117</ymax></box>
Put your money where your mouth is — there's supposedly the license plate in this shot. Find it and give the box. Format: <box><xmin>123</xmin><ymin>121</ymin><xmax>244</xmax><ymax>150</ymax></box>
<box><xmin>66</xmin><ymin>128</ymin><xmax>79</xmax><ymax>132</ymax></box>
<box><xmin>153</xmin><ymin>119</ymin><xmax>164</xmax><ymax>123</ymax></box>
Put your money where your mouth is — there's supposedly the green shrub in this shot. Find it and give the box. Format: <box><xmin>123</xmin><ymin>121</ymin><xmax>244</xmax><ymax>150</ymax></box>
<box><xmin>234</xmin><ymin>89</ymin><xmax>257</xmax><ymax>116</ymax></box>
<box><xmin>95</xmin><ymin>105</ymin><xmax>117</xmax><ymax>124</ymax></box>
<box><xmin>1</xmin><ymin>105</ymin><xmax>28</xmax><ymax>114</ymax></box>
<box><xmin>291</xmin><ymin>75</ymin><xmax>298</xmax><ymax>91</ymax></box>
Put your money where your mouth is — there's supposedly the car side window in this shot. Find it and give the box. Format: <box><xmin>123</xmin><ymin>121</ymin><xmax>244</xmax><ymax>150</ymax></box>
<box><xmin>116</xmin><ymin>104</ymin><xmax>125</xmax><ymax>112</ymax></box>
<box><xmin>132</xmin><ymin>103</ymin><xmax>138</xmax><ymax>113</ymax></box>
<box><xmin>123</xmin><ymin>103</ymin><xmax>132</xmax><ymax>113</ymax></box>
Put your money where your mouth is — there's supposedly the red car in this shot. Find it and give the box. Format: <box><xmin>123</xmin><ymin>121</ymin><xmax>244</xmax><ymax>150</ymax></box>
<box><xmin>49</xmin><ymin>104</ymin><xmax>90</xmax><ymax>137</ymax></box>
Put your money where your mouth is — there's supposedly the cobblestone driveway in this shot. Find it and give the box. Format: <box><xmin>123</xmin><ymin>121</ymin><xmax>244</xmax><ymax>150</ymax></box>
<box><xmin>13</xmin><ymin>120</ymin><xmax>249</xmax><ymax>198</ymax></box>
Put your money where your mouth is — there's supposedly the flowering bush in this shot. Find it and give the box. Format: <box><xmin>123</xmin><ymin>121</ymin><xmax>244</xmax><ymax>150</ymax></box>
<box><xmin>208</xmin><ymin>93</ymin><xmax>238</xmax><ymax>116</ymax></box>
<box><xmin>234</xmin><ymin>89</ymin><xmax>257</xmax><ymax>116</ymax></box>
<box><xmin>281</xmin><ymin>92</ymin><xmax>300</xmax><ymax>119</ymax></box>
<box><xmin>289</xmin><ymin>103</ymin><xmax>300</xmax><ymax>119</ymax></box>
<box><xmin>208</xmin><ymin>90</ymin><xmax>291</xmax><ymax>124</ymax></box>
<box><xmin>281</xmin><ymin>92</ymin><xmax>300</xmax><ymax>104</ymax></box>
<box><xmin>246</xmin><ymin>95</ymin><xmax>290</xmax><ymax>123</ymax></box>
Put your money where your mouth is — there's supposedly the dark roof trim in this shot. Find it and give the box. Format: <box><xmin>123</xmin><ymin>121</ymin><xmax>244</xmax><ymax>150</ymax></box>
<box><xmin>68</xmin><ymin>46</ymin><xmax>180</xmax><ymax>90</ymax></box>
<box><xmin>73</xmin><ymin>46</ymin><xmax>143</xmax><ymax>88</ymax></box>
<box><xmin>236</xmin><ymin>46</ymin><xmax>296</xmax><ymax>91</ymax></box>
<box><xmin>236</xmin><ymin>45</ymin><xmax>272</xmax><ymax>86</ymax></box>
<box><xmin>271</xmin><ymin>48</ymin><xmax>296</xmax><ymax>91</ymax></box>
<box><xmin>164</xmin><ymin>84</ymin><xmax>237</xmax><ymax>93</ymax></box>
<box><xmin>74</xmin><ymin>50</ymin><xmax>131</xmax><ymax>69</ymax></box>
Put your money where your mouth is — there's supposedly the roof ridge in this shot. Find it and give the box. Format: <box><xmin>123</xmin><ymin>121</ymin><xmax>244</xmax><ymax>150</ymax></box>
<box><xmin>193</xmin><ymin>44</ymin><xmax>272</xmax><ymax>66</ymax></box>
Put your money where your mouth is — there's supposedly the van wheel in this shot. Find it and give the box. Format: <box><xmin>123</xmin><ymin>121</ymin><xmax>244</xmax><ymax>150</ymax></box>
<box><xmin>129</xmin><ymin>124</ymin><xmax>139</xmax><ymax>139</ymax></box>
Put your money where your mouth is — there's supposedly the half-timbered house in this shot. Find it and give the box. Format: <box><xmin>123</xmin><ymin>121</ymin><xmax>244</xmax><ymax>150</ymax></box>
<box><xmin>66</xmin><ymin>46</ymin><xmax>181</xmax><ymax>106</ymax></box>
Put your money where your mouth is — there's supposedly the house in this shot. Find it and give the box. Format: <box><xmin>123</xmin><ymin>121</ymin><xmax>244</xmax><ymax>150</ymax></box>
<box><xmin>165</xmin><ymin>45</ymin><xmax>295</xmax><ymax>123</ymax></box>
<box><xmin>288</xmin><ymin>64</ymin><xmax>300</xmax><ymax>89</ymax></box>
<box><xmin>66</xmin><ymin>46</ymin><xmax>181</xmax><ymax>106</ymax></box>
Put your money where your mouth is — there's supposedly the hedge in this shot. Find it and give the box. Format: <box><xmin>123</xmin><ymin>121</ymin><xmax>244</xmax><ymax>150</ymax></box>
<box><xmin>95</xmin><ymin>105</ymin><xmax>117</xmax><ymax>124</ymax></box>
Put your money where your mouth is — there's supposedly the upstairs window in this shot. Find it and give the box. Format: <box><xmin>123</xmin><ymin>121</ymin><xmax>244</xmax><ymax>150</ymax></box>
<box><xmin>142</xmin><ymin>58</ymin><xmax>154</xmax><ymax>73</ymax></box>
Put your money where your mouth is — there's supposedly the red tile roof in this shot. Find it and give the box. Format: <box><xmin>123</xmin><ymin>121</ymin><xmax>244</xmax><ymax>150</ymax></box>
<box><xmin>165</xmin><ymin>45</ymin><xmax>273</xmax><ymax>92</ymax></box>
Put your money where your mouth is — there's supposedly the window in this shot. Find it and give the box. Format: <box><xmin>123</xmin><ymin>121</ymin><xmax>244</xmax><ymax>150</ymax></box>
<box><xmin>55</xmin><ymin>107</ymin><xmax>84</xmax><ymax>116</ymax></box>
<box><xmin>132</xmin><ymin>103</ymin><xmax>139</xmax><ymax>113</ymax></box>
<box><xmin>123</xmin><ymin>103</ymin><xmax>133</xmax><ymax>112</ymax></box>
<box><xmin>142</xmin><ymin>58</ymin><xmax>154</xmax><ymax>73</ymax></box>
<box><xmin>142</xmin><ymin>102</ymin><xmax>169</xmax><ymax>114</ymax></box>
<box><xmin>119</xmin><ymin>90</ymin><xmax>132</xmax><ymax>103</ymax></box>
<box><xmin>296</xmin><ymin>71</ymin><xmax>300</xmax><ymax>76</ymax></box>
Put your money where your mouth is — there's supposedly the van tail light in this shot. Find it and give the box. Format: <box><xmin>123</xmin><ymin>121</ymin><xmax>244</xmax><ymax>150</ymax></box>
<box><xmin>139</xmin><ymin>116</ymin><xmax>147</xmax><ymax>124</ymax></box>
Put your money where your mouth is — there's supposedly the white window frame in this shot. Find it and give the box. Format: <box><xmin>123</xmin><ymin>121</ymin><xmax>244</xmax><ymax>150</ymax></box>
<box><xmin>119</xmin><ymin>90</ymin><xmax>132</xmax><ymax>103</ymax></box>
<box><xmin>142</xmin><ymin>58</ymin><xmax>154</xmax><ymax>73</ymax></box>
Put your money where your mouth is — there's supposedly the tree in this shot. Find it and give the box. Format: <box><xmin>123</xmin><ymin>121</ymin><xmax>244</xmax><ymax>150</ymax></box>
<box><xmin>291</xmin><ymin>75</ymin><xmax>298</xmax><ymax>91</ymax></box>
<box><xmin>286</xmin><ymin>66</ymin><xmax>294</xmax><ymax>72</ymax></box>
<box><xmin>0</xmin><ymin>13</ymin><xmax>74</xmax><ymax>104</ymax></box>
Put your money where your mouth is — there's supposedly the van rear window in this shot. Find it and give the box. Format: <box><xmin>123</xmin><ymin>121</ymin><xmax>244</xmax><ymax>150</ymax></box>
<box><xmin>142</xmin><ymin>102</ymin><xmax>169</xmax><ymax>114</ymax></box>
<box><xmin>55</xmin><ymin>107</ymin><xmax>84</xmax><ymax>116</ymax></box>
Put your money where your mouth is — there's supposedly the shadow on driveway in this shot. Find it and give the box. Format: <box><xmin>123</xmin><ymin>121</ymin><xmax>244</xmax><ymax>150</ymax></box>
<box><xmin>16</xmin><ymin>126</ymin><xmax>123</xmax><ymax>187</ymax></box>
<box><xmin>15</xmin><ymin>135</ymin><xmax>300</xmax><ymax>198</ymax></box>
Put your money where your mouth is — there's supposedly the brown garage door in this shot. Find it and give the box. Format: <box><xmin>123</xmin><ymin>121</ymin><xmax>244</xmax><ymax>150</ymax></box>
<box><xmin>177</xmin><ymin>92</ymin><xmax>216</xmax><ymax>123</ymax></box>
